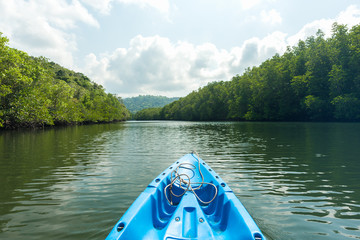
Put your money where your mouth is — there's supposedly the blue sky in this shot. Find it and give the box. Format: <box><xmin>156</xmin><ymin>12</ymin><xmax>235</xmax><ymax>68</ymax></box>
<box><xmin>1</xmin><ymin>0</ymin><xmax>360</xmax><ymax>97</ymax></box>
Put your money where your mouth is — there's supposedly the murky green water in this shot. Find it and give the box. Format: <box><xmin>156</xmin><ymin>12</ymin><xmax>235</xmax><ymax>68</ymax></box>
<box><xmin>0</xmin><ymin>121</ymin><xmax>359</xmax><ymax>239</ymax></box>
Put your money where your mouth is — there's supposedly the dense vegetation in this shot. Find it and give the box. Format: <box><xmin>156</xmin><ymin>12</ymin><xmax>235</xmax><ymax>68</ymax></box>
<box><xmin>134</xmin><ymin>107</ymin><xmax>163</xmax><ymax>120</ymax></box>
<box><xmin>0</xmin><ymin>33</ymin><xmax>130</xmax><ymax>128</ymax></box>
<box><xmin>123</xmin><ymin>95</ymin><xmax>179</xmax><ymax>113</ymax></box>
<box><xmin>135</xmin><ymin>23</ymin><xmax>360</xmax><ymax>122</ymax></box>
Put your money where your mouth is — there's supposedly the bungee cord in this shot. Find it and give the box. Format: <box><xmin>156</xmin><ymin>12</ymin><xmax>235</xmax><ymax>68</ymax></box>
<box><xmin>164</xmin><ymin>151</ymin><xmax>218</xmax><ymax>205</ymax></box>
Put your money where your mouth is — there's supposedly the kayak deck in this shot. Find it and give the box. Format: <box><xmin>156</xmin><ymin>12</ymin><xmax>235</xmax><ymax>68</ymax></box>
<box><xmin>106</xmin><ymin>153</ymin><xmax>266</xmax><ymax>240</ymax></box>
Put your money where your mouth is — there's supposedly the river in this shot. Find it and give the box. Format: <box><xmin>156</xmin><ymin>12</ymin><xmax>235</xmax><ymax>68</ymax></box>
<box><xmin>0</xmin><ymin>121</ymin><xmax>359</xmax><ymax>239</ymax></box>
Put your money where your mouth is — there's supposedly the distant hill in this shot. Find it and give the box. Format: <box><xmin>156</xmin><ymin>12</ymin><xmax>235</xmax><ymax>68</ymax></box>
<box><xmin>123</xmin><ymin>95</ymin><xmax>179</xmax><ymax>113</ymax></box>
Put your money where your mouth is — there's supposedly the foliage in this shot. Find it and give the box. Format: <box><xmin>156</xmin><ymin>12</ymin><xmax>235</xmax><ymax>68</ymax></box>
<box><xmin>158</xmin><ymin>81</ymin><xmax>230</xmax><ymax>121</ymax></box>
<box><xmin>135</xmin><ymin>23</ymin><xmax>360</xmax><ymax>122</ymax></box>
<box><xmin>123</xmin><ymin>95</ymin><xmax>179</xmax><ymax>113</ymax></box>
<box><xmin>331</xmin><ymin>94</ymin><xmax>360</xmax><ymax>121</ymax></box>
<box><xmin>134</xmin><ymin>107</ymin><xmax>162</xmax><ymax>120</ymax></box>
<box><xmin>0</xmin><ymin>32</ymin><xmax>130</xmax><ymax>128</ymax></box>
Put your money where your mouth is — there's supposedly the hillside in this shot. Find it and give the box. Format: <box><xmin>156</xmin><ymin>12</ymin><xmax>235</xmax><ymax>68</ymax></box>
<box><xmin>123</xmin><ymin>95</ymin><xmax>179</xmax><ymax>113</ymax></box>
<box><xmin>135</xmin><ymin>23</ymin><xmax>360</xmax><ymax>122</ymax></box>
<box><xmin>0</xmin><ymin>32</ymin><xmax>130</xmax><ymax>128</ymax></box>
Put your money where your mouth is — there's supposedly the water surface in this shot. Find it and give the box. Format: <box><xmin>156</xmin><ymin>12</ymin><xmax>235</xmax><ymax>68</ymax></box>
<box><xmin>0</xmin><ymin>121</ymin><xmax>359</xmax><ymax>239</ymax></box>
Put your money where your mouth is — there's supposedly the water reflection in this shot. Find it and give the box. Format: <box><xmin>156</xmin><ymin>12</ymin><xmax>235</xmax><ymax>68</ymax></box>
<box><xmin>0</xmin><ymin>121</ymin><xmax>359</xmax><ymax>240</ymax></box>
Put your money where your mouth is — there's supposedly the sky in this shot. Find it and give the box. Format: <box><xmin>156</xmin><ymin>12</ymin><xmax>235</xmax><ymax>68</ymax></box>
<box><xmin>1</xmin><ymin>0</ymin><xmax>360</xmax><ymax>98</ymax></box>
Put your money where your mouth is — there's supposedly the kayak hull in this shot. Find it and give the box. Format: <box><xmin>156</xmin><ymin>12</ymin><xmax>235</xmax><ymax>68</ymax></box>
<box><xmin>106</xmin><ymin>153</ymin><xmax>266</xmax><ymax>240</ymax></box>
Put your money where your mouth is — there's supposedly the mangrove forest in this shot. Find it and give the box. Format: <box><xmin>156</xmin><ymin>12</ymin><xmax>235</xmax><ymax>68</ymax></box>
<box><xmin>0</xmin><ymin>33</ymin><xmax>130</xmax><ymax>128</ymax></box>
<box><xmin>135</xmin><ymin>23</ymin><xmax>360</xmax><ymax>122</ymax></box>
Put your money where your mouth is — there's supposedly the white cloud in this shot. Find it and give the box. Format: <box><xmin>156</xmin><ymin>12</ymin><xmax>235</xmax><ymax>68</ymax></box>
<box><xmin>337</xmin><ymin>4</ymin><xmax>360</xmax><ymax>27</ymax></box>
<box><xmin>261</xmin><ymin>9</ymin><xmax>282</xmax><ymax>25</ymax></box>
<box><xmin>80</xmin><ymin>0</ymin><xmax>113</xmax><ymax>15</ymax></box>
<box><xmin>83</xmin><ymin>35</ymin><xmax>208</xmax><ymax>97</ymax></box>
<box><xmin>82</xmin><ymin>33</ymin><xmax>288</xmax><ymax>97</ymax></box>
<box><xmin>239</xmin><ymin>0</ymin><xmax>279</xmax><ymax>10</ymax></box>
<box><xmin>2</xmin><ymin>0</ymin><xmax>360</xmax><ymax>99</ymax></box>
<box><xmin>83</xmin><ymin>3</ymin><xmax>360</xmax><ymax>97</ymax></box>
<box><xmin>287</xmin><ymin>19</ymin><xmax>333</xmax><ymax>46</ymax></box>
<box><xmin>240</xmin><ymin>0</ymin><xmax>262</xmax><ymax>10</ymax></box>
<box><xmin>229</xmin><ymin>31</ymin><xmax>287</xmax><ymax>72</ymax></box>
<box><xmin>288</xmin><ymin>5</ymin><xmax>360</xmax><ymax>46</ymax></box>
<box><xmin>80</xmin><ymin>0</ymin><xmax>170</xmax><ymax>15</ymax></box>
<box><xmin>0</xmin><ymin>0</ymin><xmax>171</xmax><ymax>69</ymax></box>
<box><xmin>0</xmin><ymin>0</ymin><xmax>98</xmax><ymax>68</ymax></box>
<box><xmin>120</xmin><ymin>0</ymin><xmax>170</xmax><ymax>14</ymax></box>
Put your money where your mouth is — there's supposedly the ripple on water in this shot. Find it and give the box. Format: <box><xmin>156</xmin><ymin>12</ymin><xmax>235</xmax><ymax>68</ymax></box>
<box><xmin>1</xmin><ymin>121</ymin><xmax>360</xmax><ymax>240</ymax></box>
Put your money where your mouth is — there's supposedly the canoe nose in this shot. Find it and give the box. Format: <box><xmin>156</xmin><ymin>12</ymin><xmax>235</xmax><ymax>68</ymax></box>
<box><xmin>174</xmin><ymin>163</ymin><xmax>203</xmax><ymax>188</ymax></box>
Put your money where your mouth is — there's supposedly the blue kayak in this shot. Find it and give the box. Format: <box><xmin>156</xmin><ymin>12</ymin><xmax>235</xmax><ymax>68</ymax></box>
<box><xmin>106</xmin><ymin>152</ymin><xmax>266</xmax><ymax>240</ymax></box>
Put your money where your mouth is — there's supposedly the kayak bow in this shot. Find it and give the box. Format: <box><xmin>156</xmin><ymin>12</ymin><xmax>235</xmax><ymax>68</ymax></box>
<box><xmin>106</xmin><ymin>152</ymin><xmax>266</xmax><ymax>240</ymax></box>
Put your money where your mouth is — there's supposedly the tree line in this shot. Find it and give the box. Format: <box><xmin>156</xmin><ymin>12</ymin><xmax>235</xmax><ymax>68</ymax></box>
<box><xmin>0</xmin><ymin>33</ymin><xmax>130</xmax><ymax>128</ymax></box>
<box><xmin>135</xmin><ymin>23</ymin><xmax>360</xmax><ymax>122</ymax></box>
<box><xmin>123</xmin><ymin>95</ymin><xmax>179</xmax><ymax>113</ymax></box>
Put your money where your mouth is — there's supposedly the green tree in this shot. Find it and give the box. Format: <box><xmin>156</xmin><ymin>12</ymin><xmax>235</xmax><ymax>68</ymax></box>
<box><xmin>135</xmin><ymin>23</ymin><xmax>360</xmax><ymax>123</ymax></box>
<box><xmin>0</xmin><ymin>32</ymin><xmax>130</xmax><ymax>128</ymax></box>
<box><xmin>331</xmin><ymin>94</ymin><xmax>360</xmax><ymax>121</ymax></box>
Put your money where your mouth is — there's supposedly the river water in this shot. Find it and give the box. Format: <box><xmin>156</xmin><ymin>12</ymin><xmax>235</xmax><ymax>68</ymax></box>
<box><xmin>0</xmin><ymin>121</ymin><xmax>359</xmax><ymax>240</ymax></box>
